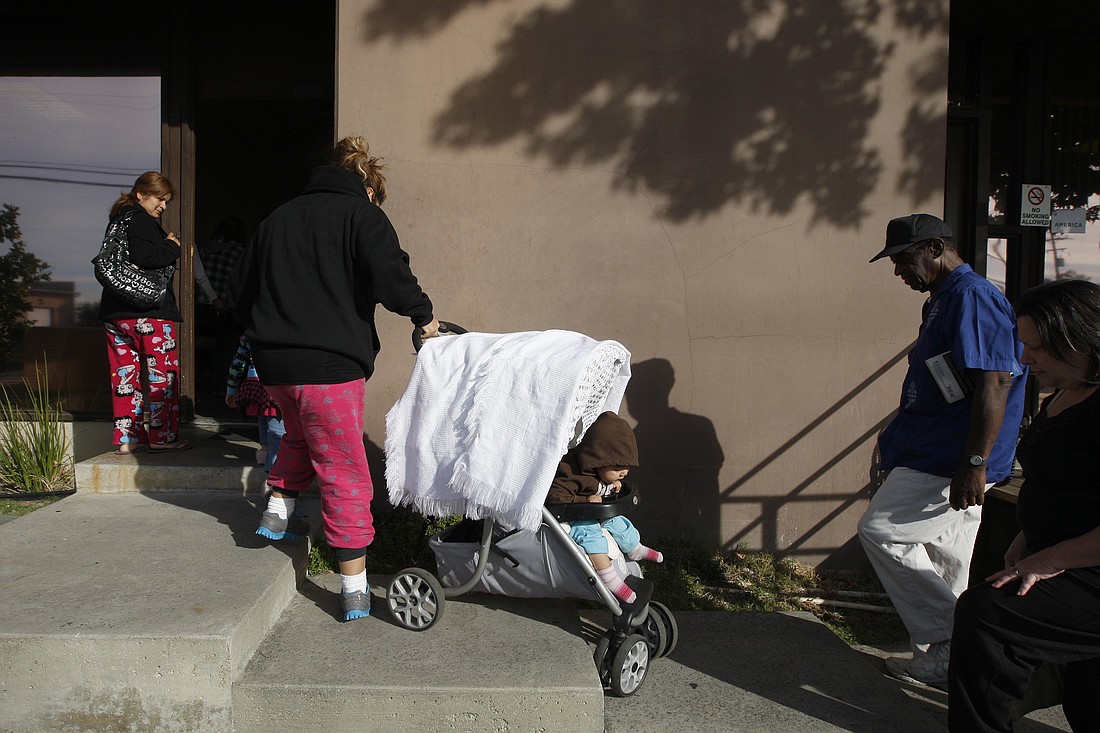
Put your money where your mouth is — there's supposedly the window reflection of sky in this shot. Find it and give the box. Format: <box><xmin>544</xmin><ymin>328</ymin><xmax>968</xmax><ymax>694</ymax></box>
<box><xmin>0</xmin><ymin>77</ymin><xmax>160</xmax><ymax>305</ymax></box>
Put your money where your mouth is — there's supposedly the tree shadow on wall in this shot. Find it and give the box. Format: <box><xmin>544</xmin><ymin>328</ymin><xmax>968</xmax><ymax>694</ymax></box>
<box><xmin>624</xmin><ymin>358</ymin><xmax>724</xmax><ymax>547</ymax></box>
<box><xmin>361</xmin><ymin>0</ymin><xmax>948</xmax><ymax>225</ymax></box>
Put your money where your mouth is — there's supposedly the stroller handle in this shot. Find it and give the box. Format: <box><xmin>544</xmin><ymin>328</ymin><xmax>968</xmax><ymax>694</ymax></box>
<box><xmin>546</xmin><ymin>483</ymin><xmax>640</xmax><ymax>522</ymax></box>
<box><xmin>412</xmin><ymin>320</ymin><xmax>467</xmax><ymax>352</ymax></box>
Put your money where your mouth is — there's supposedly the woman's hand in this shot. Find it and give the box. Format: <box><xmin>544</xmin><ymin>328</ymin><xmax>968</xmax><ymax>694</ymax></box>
<box><xmin>988</xmin><ymin>545</ymin><xmax>1064</xmax><ymax>596</ymax></box>
<box><xmin>225</xmin><ymin>394</ymin><xmax>238</xmax><ymax>408</ymax></box>
<box><xmin>420</xmin><ymin>318</ymin><xmax>441</xmax><ymax>340</ymax></box>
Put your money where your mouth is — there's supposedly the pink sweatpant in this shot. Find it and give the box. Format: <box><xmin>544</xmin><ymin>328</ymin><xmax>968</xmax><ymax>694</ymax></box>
<box><xmin>265</xmin><ymin>380</ymin><xmax>375</xmax><ymax>550</ymax></box>
<box><xmin>104</xmin><ymin>318</ymin><xmax>180</xmax><ymax>446</ymax></box>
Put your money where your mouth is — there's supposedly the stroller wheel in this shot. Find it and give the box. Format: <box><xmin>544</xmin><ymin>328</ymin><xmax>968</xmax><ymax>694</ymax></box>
<box><xmin>609</xmin><ymin>633</ymin><xmax>649</xmax><ymax>697</ymax></box>
<box><xmin>386</xmin><ymin>568</ymin><xmax>446</xmax><ymax>631</ymax></box>
<box><xmin>639</xmin><ymin>607</ymin><xmax>667</xmax><ymax>658</ymax></box>
<box><xmin>641</xmin><ymin>600</ymin><xmax>679</xmax><ymax>658</ymax></box>
<box><xmin>593</xmin><ymin>632</ymin><xmax>613</xmax><ymax>684</ymax></box>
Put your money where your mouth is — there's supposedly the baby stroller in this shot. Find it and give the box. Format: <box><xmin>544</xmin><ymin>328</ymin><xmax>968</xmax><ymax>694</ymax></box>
<box><xmin>383</xmin><ymin>323</ymin><xmax>678</xmax><ymax>697</ymax></box>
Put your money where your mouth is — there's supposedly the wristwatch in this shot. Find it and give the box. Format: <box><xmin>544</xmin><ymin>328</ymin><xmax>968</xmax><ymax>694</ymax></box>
<box><xmin>965</xmin><ymin>454</ymin><xmax>987</xmax><ymax>468</ymax></box>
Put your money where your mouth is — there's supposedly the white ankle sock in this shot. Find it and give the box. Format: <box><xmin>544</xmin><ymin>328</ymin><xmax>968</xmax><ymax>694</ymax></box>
<box><xmin>626</xmin><ymin>543</ymin><xmax>664</xmax><ymax>563</ymax></box>
<box><xmin>596</xmin><ymin>565</ymin><xmax>636</xmax><ymax>603</ymax></box>
<box><xmin>267</xmin><ymin>495</ymin><xmax>294</xmax><ymax>520</ymax></box>
<box><xmin>341</xmin><ymin>570</ymin><xmax>368</xmax><ymax>595</ymax></box>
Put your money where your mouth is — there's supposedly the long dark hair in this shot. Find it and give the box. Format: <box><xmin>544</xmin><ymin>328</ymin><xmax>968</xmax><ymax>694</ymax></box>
<box><xmin>1016</xmin><ymin>278</ymin><xmax>1100</xmax><ymax>385</ymax></box>
<box><xmin>110</xmin><ymin>171</ymin><xmax>177</xmax><ymax>219</ymax></box>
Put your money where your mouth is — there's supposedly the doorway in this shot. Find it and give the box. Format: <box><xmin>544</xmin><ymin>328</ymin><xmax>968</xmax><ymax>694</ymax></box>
<box><xmin>947</xmin><ymin>2</ymin><xmax>1100</xmax><ymax>306</ymax></box>
<box><xmin>0</xmin><ymin>2</ymin><xmax>335</xmax><ymax>426</ymax></box>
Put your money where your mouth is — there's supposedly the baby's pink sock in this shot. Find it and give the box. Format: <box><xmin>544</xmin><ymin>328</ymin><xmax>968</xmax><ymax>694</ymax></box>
<box><xmin>596</xmin><ymin>565</ymin><xmax>637</xmax><ymax>603</ymax></box>
<box><xmin>626</xmin><ymin>544</ymin><xmax>664</xmax><ymax>563</ymax></box>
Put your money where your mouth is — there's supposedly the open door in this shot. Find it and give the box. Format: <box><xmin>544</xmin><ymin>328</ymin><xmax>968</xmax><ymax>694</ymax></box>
<box><xmin>1</xmin><ymin>2</ymin><xmax>334</xmax><ymax>430</ymax></box>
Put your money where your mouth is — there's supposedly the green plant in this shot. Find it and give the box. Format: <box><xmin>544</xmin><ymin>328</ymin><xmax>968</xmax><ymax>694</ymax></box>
<box><xmin>307</xmin><ymin>504</ymin><xmax>460</xmax><ymax>576</ymax></box>
<box><xmin>0</xmin><ymin>364</ymin><xmax>74</xmax><ymax>494</ymax></box>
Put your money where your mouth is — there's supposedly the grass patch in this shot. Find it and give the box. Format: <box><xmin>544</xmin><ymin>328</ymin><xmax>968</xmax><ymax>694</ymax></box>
<box><xmin>808</xmin><ymin>569</ymin><xmax>910</xmax><ymax>647</ymax></box>
<box><xmin>646</xmin><ymin>539</ymin><xmax>906</xmax><ymax>642</ymax></box>
<box><xmin>310</xmin><ymin>512</ymin><xmax>908</xmax><ymax>648</ymax></box>
<box><xmin>0</xmin><ymin>495</ymin><xmax>64</xmax><ymax>516</ymax></box>
<box><xmin>642</xmin><ymin>539</ymin><xmax>906</xmax><ymax>645</ymax></box>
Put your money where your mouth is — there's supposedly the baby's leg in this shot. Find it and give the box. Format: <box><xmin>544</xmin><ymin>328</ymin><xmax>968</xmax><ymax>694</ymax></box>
<box><xmin>593</xmin><ymin>557</ymin><xmax>636</xmax><ymax>603</ymax></box>
<box><xmin>604</xmin><ymin>516</ymin><xmax>664</xmax><ymax>563</ymax></box>
<box><xmin>569</xmin><ymin>521</ymin><xmax>636</xmax><ymax>603</ymax></box>
<box><xmin>588</xmin><ymin>552</ymin><xmax>612</xmax><ymax>570</ymax></box>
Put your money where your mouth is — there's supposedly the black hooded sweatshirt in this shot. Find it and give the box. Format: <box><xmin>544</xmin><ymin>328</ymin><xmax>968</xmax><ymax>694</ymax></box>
<box><xmin>229</xmin><ymin>165</ymin><xmax>433</xmax><ymax>384</ymax></box>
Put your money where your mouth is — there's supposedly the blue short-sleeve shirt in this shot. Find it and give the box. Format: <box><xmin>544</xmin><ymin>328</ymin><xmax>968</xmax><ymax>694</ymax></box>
<box><xmin>878</xmin><ymin>265</ymin><xmax>1026</xmax><ymax>481</ymax></box>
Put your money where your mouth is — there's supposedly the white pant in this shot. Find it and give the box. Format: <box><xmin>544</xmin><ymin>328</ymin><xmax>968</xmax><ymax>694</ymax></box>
<box><xmin>858</xmin><ymin>467</ymin><xmax>988</xmax><ymax>645</ymax></box>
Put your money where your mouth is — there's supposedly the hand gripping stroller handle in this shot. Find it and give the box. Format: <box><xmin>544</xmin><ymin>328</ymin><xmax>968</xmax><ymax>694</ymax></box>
<box><xmin>412</xmin><ymin>320</ymin><xmax>467</xmax><ymax>352</ymax></box>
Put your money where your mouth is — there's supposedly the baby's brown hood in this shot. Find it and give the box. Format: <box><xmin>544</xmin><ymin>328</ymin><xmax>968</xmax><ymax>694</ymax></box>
<box><xmin>577</xmin><ymin>412</ymin><xmax>639</xmax><ymax>474</ymax></box>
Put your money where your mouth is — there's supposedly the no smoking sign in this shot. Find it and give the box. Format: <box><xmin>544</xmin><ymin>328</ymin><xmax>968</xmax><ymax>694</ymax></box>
<box><xmin>1021</xmin><ymin>184</ymin><xmax>1051</xmax><ymax>227</ymax></box>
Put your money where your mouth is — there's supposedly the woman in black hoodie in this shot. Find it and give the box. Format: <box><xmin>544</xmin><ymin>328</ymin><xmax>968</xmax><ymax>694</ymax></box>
<box><xmin>230</xmin><ymin>136</ymin><xmax>439</xmax><ymax>622</ymax></box>
<box><xmin>100</xmin><ymin>171</ymin><xmax>190</xmax><ymax>454</ymax></box>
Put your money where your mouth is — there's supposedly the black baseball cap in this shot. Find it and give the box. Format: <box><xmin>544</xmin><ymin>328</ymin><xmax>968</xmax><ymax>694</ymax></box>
<box><xmin>869</xmin><ymin>213</ymin><xmax>953</xmax><ymax>263</ymax></box>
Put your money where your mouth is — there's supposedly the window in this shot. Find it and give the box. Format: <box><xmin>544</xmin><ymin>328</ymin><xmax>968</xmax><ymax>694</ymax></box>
<box><xmin>0</xmin><ymin>77</ymin><xmax>160</xmax><ymax>411</ymax></box>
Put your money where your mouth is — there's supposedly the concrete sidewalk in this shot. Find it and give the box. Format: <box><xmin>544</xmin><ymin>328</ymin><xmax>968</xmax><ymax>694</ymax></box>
<box><xmin>599</xmin><ymin>613</ymin><xmax>1072</xmax><ymax>733</ymax></box>
<box><xmin>0</xmin><ymin>425</ymin><xmax>1077</xmax><ymax>732</ymax></box>
<box><xmin>0</xmin><ymin>488</ymin><xmax>981</xmax><ymax>733</ymax></box>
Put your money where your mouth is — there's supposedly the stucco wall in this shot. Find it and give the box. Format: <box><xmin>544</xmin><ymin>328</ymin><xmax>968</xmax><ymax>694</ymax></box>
<box><xmin>337</xmin><ymin>0</ymin><xmax>950</xmax><ymax>567</ymax></box>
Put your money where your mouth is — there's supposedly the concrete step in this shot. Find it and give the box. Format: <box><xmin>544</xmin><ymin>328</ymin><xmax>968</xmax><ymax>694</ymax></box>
<box><xmin>74</xmin><ymin>426</ymin><xmax>267</xmax><ymax>494</ymax></box>
<box><xmin>233</xmin><ymin>575</ymin><xmax>605</xmax><ymax>733</ymax></box>
<box><xmin>0</xmin><ymin>490</ymin><xmax>314</xmax><ymax>733</ymax></box>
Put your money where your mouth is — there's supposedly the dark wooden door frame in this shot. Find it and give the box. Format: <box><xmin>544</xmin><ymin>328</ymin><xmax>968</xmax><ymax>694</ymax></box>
<box><xmin>162</xmin><ymin>5</ymin><xmax>197</xmax><ymax>423</ymax></box>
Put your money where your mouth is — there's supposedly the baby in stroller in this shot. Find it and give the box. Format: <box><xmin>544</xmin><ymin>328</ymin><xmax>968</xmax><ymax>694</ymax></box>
<box><xmin>385</xmin><ymin>328</ymin><xmax>678</xmax><ymax>695</ymax></box>
<box><xmin>547</xmin><ymin>412</ymin><xmax>663</xmax><ymax>604</ymax></box>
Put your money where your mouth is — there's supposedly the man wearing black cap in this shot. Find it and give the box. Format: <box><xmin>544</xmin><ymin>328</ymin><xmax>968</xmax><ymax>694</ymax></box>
<box><xmin>860</xmin><ymin>213</ymin><xmax>1027</xmax><ymax>690</ymax></box>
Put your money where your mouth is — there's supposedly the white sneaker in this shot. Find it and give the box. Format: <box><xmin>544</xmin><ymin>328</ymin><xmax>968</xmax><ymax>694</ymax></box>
<box><xmin>884</xmin><ymin>640</ymin><xmax>949</xmax><ymax>690</ymax></box>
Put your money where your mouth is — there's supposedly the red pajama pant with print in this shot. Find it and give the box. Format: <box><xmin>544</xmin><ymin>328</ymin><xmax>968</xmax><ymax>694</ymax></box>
<box><xmin>104</xmin><ymin>318</ymin><xmax>181</xmax><ymax>446</ymax></box>
<box><xmin>265</xmin><ymin>380</ymin><xmax>375</xmax><ymax>550</ymax></box>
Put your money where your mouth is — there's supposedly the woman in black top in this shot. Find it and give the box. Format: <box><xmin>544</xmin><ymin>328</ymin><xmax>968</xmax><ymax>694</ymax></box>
<box><xmin>100</xmin><ymin>171</ymin><xmax>190</xmax><ymax>454</ymax></box>
<box><xmin>949</xmin><ymin>278</ymin><xmax>1100</xmax><ymax>732</ymax></box>
<box><xmin>230</xmin><ymin>136</ymin><xmax>439</xmax><ymax>622</ymax></box>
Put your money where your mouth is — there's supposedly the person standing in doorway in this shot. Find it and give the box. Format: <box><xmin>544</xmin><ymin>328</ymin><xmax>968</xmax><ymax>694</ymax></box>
<box><xmin>100</xmin><ymin>171</ymin><xmax>192</xmax><ymax>454</ymax></box>
<box><xmin>229</xmin><ymin>136</ymin><xmax>439</xmax><ymax>622</ymax></box>
<box><xmin>195</xmin><ymin>217</ymin><xmax>246</xmax><ymax>395</ymax></box>
<box><xmin>859</xmin><ymin>213</ymin><xmax>1026</xmax><ymax>689</ymax></box>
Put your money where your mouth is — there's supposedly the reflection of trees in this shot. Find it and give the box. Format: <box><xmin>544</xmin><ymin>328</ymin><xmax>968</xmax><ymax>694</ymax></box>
<box><xmin>361</xmin><ymin>0</ymin><xmax>944</xmax><ymax>226</ymax></box>
<box><xmin>75</xmin><ymin>302</ymin><xmax>101</xmax><ymax>327</ymax></box>
<box><xmin>1047</xmin><ymin>105</ymin><xmax>1100</xmax><ymax>210</ymax></box>
<box><xmin>0</xmin><ymin>205</ymin><xmax>51</xmax><ymax>365</ymax></box>
<box><xmin>989</xmin><ymin>100</ymin><xmax>1100</xmax><ymax>217</ymax></box>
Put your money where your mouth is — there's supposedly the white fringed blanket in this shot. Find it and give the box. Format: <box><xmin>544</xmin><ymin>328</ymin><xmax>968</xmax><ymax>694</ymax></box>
<box><xmin>385</xmin><ymin>329</ymin><xmax>631</xmax><ymax>531</ymax></box>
